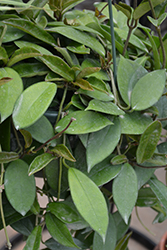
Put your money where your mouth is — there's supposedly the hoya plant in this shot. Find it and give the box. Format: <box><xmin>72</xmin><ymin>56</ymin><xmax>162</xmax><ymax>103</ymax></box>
<box><xmin>0</xmin><ymin>0</ymin><xmax>167</xmax><ymax>249</ymax></box>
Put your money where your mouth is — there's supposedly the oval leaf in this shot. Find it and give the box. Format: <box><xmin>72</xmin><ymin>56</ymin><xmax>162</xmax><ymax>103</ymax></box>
<box><xmin>55</xmin><ymin>111</ymin><xmax>112</xmax><ymax>134</ymax></box>
<box><xmin>13</xmin><ymin>81</ymin><xmax>57</xmax><ymax>129</ymax></box>
<box><xmin>87</xmin><ymin>117</ymin><xmax>121</xmax><ymax>171</ymax></box>
<box><xmin>45</xmin><ymin>213</ymin><xmax>79</xmax><ymax>248</ymax></box>
<box><xmin>131</xmin><ymin>70</ymin><xmax>166</xmax><ymax>111</ymax></box>
<box><xmin>46</xmin><ymin>202</ymin><xmax>80</xmax><ymax>224</ymax></box>
<box><xmin>51</xmin><ymin>144</ymin><xmax>76</xmax><ymax>162</ymax></box>
<box><xmin>68</xmin><ymin>168</ymin><xmax>109</xmax><ymax>241</ymax></box>
<box><xmin>136</xmin><ymin>121</ymin><xmax>162</xmax><ymax>164</ymax></box>
<box><xmin>4</xmin><ymin>159</ymin><xmax>36</xmax><ymax>216</ymax></box>
<box><xmin>0</xmin><ymin>67</ymin><xmax>23</xmax><ymax>123</ymax></box>
<box><xmin>28</xmin><ymin>153</ymin><xmax>56</xmax><ymax>176</ymax></box>
<box><xmin>119</xmin><ymin>112</ymin><xmax>152</xmax><ymax>135</ymax></box>
<box><xmin>113</xmin><ymin>163</ymin><xmax>138</xmax><ymax>224</ymax></box>
<box><xmin>23</xmin><ymin>226</ymin><xmax>42</xmax><ymax>250</ymax></box>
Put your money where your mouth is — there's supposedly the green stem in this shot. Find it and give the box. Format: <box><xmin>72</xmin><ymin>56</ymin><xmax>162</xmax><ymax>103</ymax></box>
<box><xmin>148</xmin><ymin>0</ymin><xmax>166</xmax><ymax>68</ymax></box>
<box><xmin>62</xmin><ymin>158</ymin><xmax>70</xmax><ymax>169</ymax></box>
<box><xmin>57</xmin><ymin>157</ymin><xmax>62</xmax><ymax>201</ymax></box>
<box><xmin>123</xmin><ymin>19</ymin><xmax>138</xmax><ymax>56</ymax></box>
<box><xmin>0</xmin><ymin>145</ymin><xmax>12</xmax><ymax>249</ymax></box>
<box><xmin>55</xmin><ymin>85</ymin><xmax>68</xmax><ymax>126</ymax></box>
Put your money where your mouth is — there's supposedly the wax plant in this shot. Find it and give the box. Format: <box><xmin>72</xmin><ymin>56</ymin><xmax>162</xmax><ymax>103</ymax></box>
<box><xmin>0</xmin><ymin>0</ymin><xmax>167</xmax><ymax>249</ymax></box>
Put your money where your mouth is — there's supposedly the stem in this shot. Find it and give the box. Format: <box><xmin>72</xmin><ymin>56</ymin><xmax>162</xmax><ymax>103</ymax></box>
<box><xmin>135</xmin><ymin>207</ymin><xmax>155</xmax><ymax>236</ymax></box>
<box><xmin>108</xmin><ymin>0</ymin><xmax>117</xmax><ymax>83</ymax></box>
<box><xmin>35</xmin><ymin>118</ymin><xmax>75</xmax><ymax>152</ymax></box>
<box><xmin>148</xmin><ymin>0</ymin><xmax>166</xmax><ymax>68</ymax></box>
<box><xmin>123</xmin><ymin>19</ymin><xmax>138</xmax><ymax>56</ymax></box>
<box><xmin>129</xmin><ymin>161</ymin><xmax>167</xmax><ymax>169</ymax></box>
<box><xmin>0</xmin><ymin>145</ymin><xmax>12</xmax><ymax>249</ymax></box>
<box><xmin>55</xmin><ymin>85</ymin><xmax>68</xmax><ymax>126</ymax></box>
<box><xmin>57</xmin><ymin>157</ymin><xmax>62</xmax><ymax>201</ymax></box>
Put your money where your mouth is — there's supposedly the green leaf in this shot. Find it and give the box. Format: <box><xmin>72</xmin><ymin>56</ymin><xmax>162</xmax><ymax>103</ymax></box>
<box><xmin>28</xmin><ymin>153</ymin><xmax>56</xmax><ymax>176</ymax></box>
<box><xmin>76</xmin><ymin>67</ymin><xmax>101</xmax><ymax>80</ymax></box>
<box><xmin>15</xmin><ymin>40</ymin><xmax>53</xmax><ymax>55</ymax></box>
<box><xmin>88</xmin><ymin>157</ymin><xmax>122</xmax><ymax>186</ymax></box>
<box><xmin>93</xmin><ymin>214</ymin><xmax>116</xmax><ymax>250</ymax></box>
<box><xmin>148</xmin><ymin>177</ymin><xmax>167</xmax><ymax>211</ymax></box>
<box><xmin>55</xmin><ymin>111</ymin><xmax>113</xmax><ymax>135</ymax></box>
<box><xmin>3</xmin><ymin>18</ymin><xmax>57</xmax><ymax>46</ymax></box>
<box><xmin>114</xmin><ymin>2</ymin><xmax>132</xmax><ymax>19</ymax></box>
<box><xmin>40</xmin><ymin>55</ymin><xmax>75</xmax><ymax>81</ymax></box>
<box><xmin>67</xmin><ymin>42</ymin><xmax>90</xmax><ymax>54</ymax></box>
<box><xmin>114</xmin><ymin>231</ymin><xmax>132</xmax><ymax>250</ymax></box>
<box><xmin>111</xmin><ymin>155</ymin><xmax>127</xmax><ymax>165</ymax></box>
<box><xmin>23</xmin><ymin>226</ymin><xmax>42</xmax><ymax>250</ymax></box>
<box><xmin>7</xmin><ymin>47</ymin><xmax>42</xmax><ymax>67</ymax></box>
<box><xmin>13</xmin><ymin>81</ymin><xmax>57</xmax><ymax>129</ymax></box>
<box><xmin>136</xmin><ymin>121</ymin><xmax>162</xmax><ymax>164</ymax></box>
<box><xmin>133</xmin><ymin>0</ymin><xmax>165</xmax><ymax>20</ymax></box>
<box><xmin>48</xmin><ymin>26</ymin><xmax>105</xmax><ymax>56</ymax></box>
<box><xmin>19</xmin><ymin>129</ymin><xmax>33</xmax><ymax>149</ymax></box>
<box><xmin>51</xmin><ymin>144</ymin><xmax>76</xmax><ymax>162</ymax></box>
<box><xmin>113</xmin><ymin>211</ymin><xmax>130</xmax><ymax>241</ymax></box>
<box><xmin>68</xmin><ymin>168</ymin><xmax>109</xmax><ymax>241</ymax></box>
<box><xmin>136</xmin><ymin>187</ymin><xmax>158</xmax><ymax>207</ymax></box>
<box><xmin>131</xmin><ymin>70</ymin><xmax>166</xmax><ymax>111</ymax></box>
<box><xmin>72</xmin><ymin>79</ymin><xmax>94</xmax><ymax>91</ymax></box>
<box><xmin>119</xmin><ymin>111</ymin><xmax>152</xmax><ymax>135</ymax></box>
<box><xmin>13</xmin><ymin>62</ymin><xmax>49</xmax><ymax>78</ymax></box>
<box><xmin>117</xmin><ymin>56</ymin><xmax>147</xmax><ymax>106</ymax></box>
<box><xmin>2</xmin><ymin>25</ymin><xmax>24</xmax><ymax>43</ymax></box>
<box><xmin>46</xmin><ymin>202</ymin><xmax>80</xmax><ymax>224</ymax></box>
<box><xmin>0</xmin><ymin>67</ymin><xmax>23</xmax><ymax>123</ymax></box>
<box><xmin>148</xmin><ymin>13</ymin><xmax>167</xmax><ymax>27</ymax></box>
<box><xmin>45</xmin><ymin>213</ymin><xmax>80</xmax><ymax>248</ymax></box>
<box><xmin>0</xmin><ymin>151</ymin><xmax>19</xmax><ymax>163</ymax></box>
<box><xmin>113</xmin><ymin>163</ymin><xmax>138</xmax><ymax>224</ymax></box>
<box><xmin>87</xmin><ymin>117</ymin><xmax>121</xmax><ymax>171</ymax></box>
<box><xmin>0</xmin><ymin>46</ymin><xmax>8</xmax><ymax>64</ymax></box>
<box><xmin>86</xmin><ymin>99</ymin><xmax>125</xmax><ymax>115</ymax></box>
<box><xmin>11</xmin><ymin>215</ymin><xmax>36</xmax><ymax>237</ymax></box>
<box><xmin>25</xmin><ymin>115</ymin><xmax>56</xmax><ymax>147</ymax></box>
<box><xmin>134</xmin><ymin>165</ymin><xmax>155</xmax><ymax>190</ymax></box>
<box><xmin>45</xmin><ymin>237</ymin><xmax>86</xmax><ymax>250</ymax></box>
<box><xmin>4</xmin><ymin>159</ymin><xmax>36</xmax><ymax>216</ymax></box>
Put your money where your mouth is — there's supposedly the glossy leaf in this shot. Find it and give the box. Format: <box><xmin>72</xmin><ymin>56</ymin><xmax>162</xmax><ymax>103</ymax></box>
<box><xmin>51</xmin><ymin>144</ymin><xmax>76</xmax><ymax>162</ymax></box>
<box><xmin>131</xmin><ymin>70</ymin><xmax>166</xmax><ymax>111</ymax></box>
<box><xmin>71</xmin><ymin>95</ymin><xmax>85</xmax><ymax>110</ymax></box>
<box><xmin>2</xmin><ymin>26</ymin><xmax>24</xmax><ymax>43</ymax></box>
<box><xmin>0</xmin><ymin>151</ymin><xmax>19</xmax><ymax>163</ymax></box>
<box><xmin>45</xmin><ymin>237</ymin><xmax>87</xmax><ymax>250</ymax></box>
<box><xmin>11</xmin><ymin>215</ymin><xmax>36</xmax><ymax>237</ymax></box>
<box><xmin>88</xmin><ymin>157</ymin><xmax>122</xmax><ymax>186</ymax></box>
<box><xmin>7</xmin><ymin>47</ymin><xmax>42</xmax><ymax>67</ymax></box>
<box><xmin>4</xmin><ymin>159</ymin><xmax>36</xmax><ymax>216</ymax></box>
<box><xmin>114</xmin><ymin>231</ymin><xmax>132</xmax><ymax>250</ymax></box>
<box><xmin>55</xmin><ymin>111</ymin><xmax>113</xmax><ymax>135</ymax></box>
<box><xmin>23</xmin><ymin>226</ymin><xmax>42</xmax><ymax>250</ymax></box>
<box><xmin>134</xmin><ymin>165</ymin><xmax>155</xmax><ymax>190</ymax></box>
<box><xmin>119</xmin><ymin>112</ymin><xmax>152</xmax><ymax>135</ymax></box>
<box><xmin>136</xmin><ymin>121</ymin><xmax>162</xmax><ymax>164</ymax></box>
<box><xmin>87</xmin><ymin>117</ymin><xmax>121</xmax><ymax>171</ymax></box>
<box><xmin>148</xmin><ymin>13</ymin><xmax>167</xmax><ymax>27</ymax></box>
<box><xmin>40</xmin><ymin>55</ymin><xmax>75</xmax><ymax>81</ymax></box>
<box><xmin>76</xmin><ymin>67</ymin><xmax>101</xmax><ymax>80</ymax></box>
<box><xmin>72</xmin><ymin>79</ymin><xmax>94</xmax><ymax>91</ymax></box>
<box><xmin>133</xmin><ymin>0</ymin><xmax>165</xmax><ymax>20</ymax></box>
<box><xmin>13</xmin><ymin>81</ymin><xmax>57</xmax><ymax>129</ymax></box>
<box><xmin>114</xmin><ymin>2</ymin><xmax>132</xmax><ymax>19</ymax></box>
<box><xmin>78</xmin><ymin>88</ymin><xmax>114</xmax><ymax>102</ymax></box>
<box><xmin>93</xmin><ymin>214</ymin><xmax>116</xmax><ymax>250</ymax></box>
<box><xmin>48</xmin><ymin>26</ymin><xmax>105</xmax><ymax>56</ymax></box>
<box><xmin>3</xmin><ymin>18</ymin><xmax>57</xmax><ymax>46</ymax></box>
<box><xmin>0</xmin><ymin>67</ymin><xmax>23</xmax><ymax>123</ymax></box>
<box><xmin>86</xmin><ymin>99</ymin><xmax>124</xmax><ymax>115</ymax></box>
<box><xmin>136</xmin><ymin>187</ymin><xmax>158</xmax><ymax>207</ymax></box>
<box><xmin>67</xmin><ymin>42</ymin><xmax>90</xmax><ymax>54</ymax></box>
<box><xmin>113</xmin><ymin>163</ymin><xmax>138</xmax><ymax>224</ymax></box>
<box><xmin>117</xmin><ymin>56</ymin><xmax>147</xmax><ymax>106</ymax></box>
<box><xmin>19</xmin><ymin>129</ymin><xmax>33</xmax><ymax>148</ymax></box>
<box><xmin>28</xmin><ymin>153</ymin><xmax>56</xmax><ymax>176</ymax></box>
<box><xmin>148</xmin><ymin>177</ymin><xmax>167</xmax><ymax>211</ymax></box>
<box><xmin>15</xmin><ymin>40</ymin><xmax>53</xmax><ymax>55</ymax></box>
<box><xmin>26</xmin><ymin>115</ymin><xmax>56</xmax><ymax>147</ymax></box>
<box><xmin>111</xmin><ymin>155</ymin><xmax>127</xmax><ymax>165</ymax></box>
<box><xmin>68</xmin><ymin>168</ymin><xmax>109</xmax><ymax>241</ymax></box>
<box><xmin>45</xmin><ymin>213</ymin><xmax>79</xmax><ymax>248</ymax></box>
<box><xmin>0</xmin><ymin>46</ymin><xmax>8</xmax><ymax>64</ymax></box>
<box><xmin>46</xmin><ymin>202</ymin><xmax>80</xmax><ymax>224</ymax></box>
<box><xmin>113</xmin><ymin>211</ymin><xmax>130</xmax><ymax>240</ymax></box>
